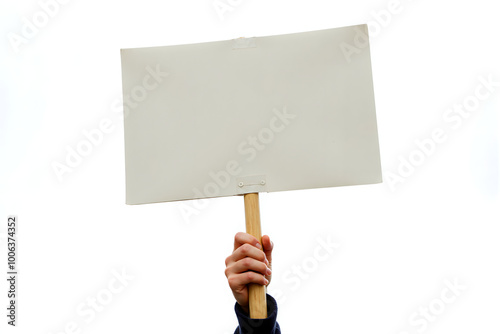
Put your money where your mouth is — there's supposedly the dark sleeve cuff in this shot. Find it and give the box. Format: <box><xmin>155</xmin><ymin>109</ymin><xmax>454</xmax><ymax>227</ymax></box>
<box><xmin>234</xmin><ymin>293</ymin><xmax>281</xmax><ymax>334</ymax></box>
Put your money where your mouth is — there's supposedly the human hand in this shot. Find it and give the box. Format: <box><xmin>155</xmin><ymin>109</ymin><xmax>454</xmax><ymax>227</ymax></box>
<box><xmin>224</xmin><ymin>232</ymin><xmax>274</xmax><ymax>314</ymax></box>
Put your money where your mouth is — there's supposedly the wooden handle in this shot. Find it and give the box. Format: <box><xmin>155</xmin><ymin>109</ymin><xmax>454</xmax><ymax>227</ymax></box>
<box><xmin>243</xmin><ymin>192</ymin><xmax>267</xmax><ymax>319</ymax></box>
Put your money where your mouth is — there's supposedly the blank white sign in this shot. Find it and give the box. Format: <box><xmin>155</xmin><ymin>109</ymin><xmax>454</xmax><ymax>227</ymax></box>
<box><xmin>120</xmin><ymin>24</ymin><xmax>382</xmax><ymax>205</ymax></box>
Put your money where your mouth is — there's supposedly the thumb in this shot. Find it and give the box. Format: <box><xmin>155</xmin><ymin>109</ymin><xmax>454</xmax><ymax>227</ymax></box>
<box><xmin>261</xmin><ymin>235</ymin><xmax>273</xmax><ymax>266</ymax></box>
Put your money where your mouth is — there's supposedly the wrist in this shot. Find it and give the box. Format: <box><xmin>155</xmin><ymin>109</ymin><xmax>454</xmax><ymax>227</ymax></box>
<box><xmin>238</xmin><ymin>302</ymin><xmax>250</xmax><ymax>315</ymax></box>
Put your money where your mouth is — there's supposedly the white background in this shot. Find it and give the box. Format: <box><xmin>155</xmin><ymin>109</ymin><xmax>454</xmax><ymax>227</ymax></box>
<box><xmin>1</xmin><ymin>0</ymin><xmax>499</xmax><ymax>333</ymax></box>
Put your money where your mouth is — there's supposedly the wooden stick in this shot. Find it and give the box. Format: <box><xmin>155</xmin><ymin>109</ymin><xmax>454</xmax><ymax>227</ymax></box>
<box><xmin>243</xmin><ymin>192</ymin><xmax>267</xmax><ymax>319</ymax></box>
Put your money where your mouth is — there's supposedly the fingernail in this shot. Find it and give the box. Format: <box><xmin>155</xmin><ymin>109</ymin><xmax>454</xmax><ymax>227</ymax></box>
<box><xmin>266</xmin><ymin>268</ymin><xmax>272</xmax><ymax>275</ymax></box>
<box><xmin>265</xmin><ymin>258</ymin><xmax>269</xmax><ymax>266</ymax></box>
<box><xmin>264</xmin><ymin>278</ymin><xmax>269</xmax><ymax>285</ymax></box>
<box><xmin>256</xmin><ymin>243</ymin><xmax>262</xmax><ymax>249</ymax></box>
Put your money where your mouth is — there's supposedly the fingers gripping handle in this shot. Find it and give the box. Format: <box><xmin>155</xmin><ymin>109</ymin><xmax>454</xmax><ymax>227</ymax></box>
<box><xmin>243</xmin><ymin>192</ymin><xmax>267</xmax><ymax>319</ymax></box>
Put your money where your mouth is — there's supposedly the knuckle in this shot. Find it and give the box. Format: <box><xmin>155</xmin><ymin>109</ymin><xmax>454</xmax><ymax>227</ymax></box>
<box><xmin>241</xmin><ymin>244</ymin><xmax>250</xmax><ymax>254</ymax></box>
<box><xmin>242</xmin><ymin>257</ymin><xmax>251</xmax><ymax>267</ymax></box>
<box><xmin>227</xmin><ymin>276</ymin><xmax>236</xmax><ymax>287</ymax></box>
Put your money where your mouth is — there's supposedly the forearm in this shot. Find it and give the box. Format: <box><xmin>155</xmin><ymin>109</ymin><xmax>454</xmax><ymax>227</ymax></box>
<box><xmin>234</xmin><ymin>294</ymin><xmax>281</xmax><ymax>334</ymax></box>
